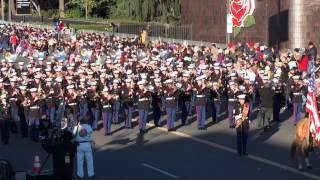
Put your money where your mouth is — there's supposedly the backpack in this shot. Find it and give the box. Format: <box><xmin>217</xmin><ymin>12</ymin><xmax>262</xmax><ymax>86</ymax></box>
<box><xmin>0</xmin><ymin>159</ymin><xmax>15</xmax><ymax>179</ymax></box>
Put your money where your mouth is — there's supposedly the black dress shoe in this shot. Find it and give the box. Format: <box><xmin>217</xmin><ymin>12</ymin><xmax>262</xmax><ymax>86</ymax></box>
<box><xmin>105</xmin><ymin>132</ymin><xmax>112</xmax><ymax>136</ymax></box>
<box><xmin>76</xmin><ymin>175</ymin><xmax>84</xmax><ymax>179</ymax></box>
<box><xmin>243</xmin><ymin>153</ymin><xmax>248</xmax><ymax>156</ymax></box>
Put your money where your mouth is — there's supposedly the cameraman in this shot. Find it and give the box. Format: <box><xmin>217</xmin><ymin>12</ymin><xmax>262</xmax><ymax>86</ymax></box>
<box><xmin>42</xmin><ymin>130</ymin><xmax>77</xmax><ymax>180</ymax></box>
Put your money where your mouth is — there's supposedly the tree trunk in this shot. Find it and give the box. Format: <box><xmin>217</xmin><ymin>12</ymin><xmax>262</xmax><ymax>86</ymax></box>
<box><xmin>8</xmin><ymin>0</ymin><xmax>11</xmax><ymax>21</ymax></box>
<box><xmin>1</xmin><ymin>0</ymin><xmax>4</xmax><ymax>21</ymax></box>
<box><xmin>59</xmin><ymin>0</ymin><xmax>64</xmax><ymax>18</ymax></box>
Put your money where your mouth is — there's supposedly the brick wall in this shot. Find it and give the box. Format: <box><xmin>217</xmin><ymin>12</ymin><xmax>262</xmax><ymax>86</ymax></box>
<box><xmin>181</xmin><ymin>0</ymin><xmax>320</xmax><ymax>49</ymax></box>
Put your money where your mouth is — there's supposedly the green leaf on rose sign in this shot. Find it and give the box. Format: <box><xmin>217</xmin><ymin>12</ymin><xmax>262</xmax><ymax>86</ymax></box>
<box><xmin>233</xmin><ymin>27</ymin><xmax>241</xmax><ymax>37</ymax></box>
<box><xmin>243</xmin><ymin>15</ymin><xmax>256</xmax><ymax>28</ymax></box>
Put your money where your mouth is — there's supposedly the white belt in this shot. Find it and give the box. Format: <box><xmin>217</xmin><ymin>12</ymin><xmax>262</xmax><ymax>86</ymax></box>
<box><xmin>197</xmin><ymin>95</ymin><xmax>205</xmax><ymax>98</ymax></box>
<box><xmin>139</xmin><ymin>98</ymin><xmax>148</xmax><ymax>102</ymax></box>
<box><xmin>103</xmin><ymin>105</ymin><xmax>111</xmax><ymax>108</ymax></box>
<box><xmin>229</xmin><ymin>99</ymin><xmax>236</xmax><ymax>101</ymax></box>
<box><xmin>166</xmin><ymin>97</ymin><xmax>175</xmax><ymax>100</ymax></box>
<box><xmin>9</xmin><ymin>98</ymin><xmax>17</xmax><ymax>101</ymax></box>
<box><xmin>68</xmin><ymin>103</ymin><xmax>77</xmax><ymax>106</ymax></box>
<box><xmin>293</xmin><ymin>93</ymin><xmax>302</xmax><ymax>95</ymax></box>
<box><xmin>30</xmin><ymin>106</ymin><xmax>40</xmax><ymax>110</ymax></box>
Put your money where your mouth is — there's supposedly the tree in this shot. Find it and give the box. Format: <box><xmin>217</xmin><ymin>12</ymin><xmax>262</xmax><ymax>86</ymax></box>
<box><xmin>30</xmin><ymin>0</ymin><xmax>41</xmax><ymax>16</ymax></box>
<box><xmin>110</xmin><ymin>0</ymin><xmax>181</xmax><ymax>23</ymax></box>
<box><xmin>59</xmin><ymin>0</ymin><xmax>64</xmax><ymax>17</ymax></box>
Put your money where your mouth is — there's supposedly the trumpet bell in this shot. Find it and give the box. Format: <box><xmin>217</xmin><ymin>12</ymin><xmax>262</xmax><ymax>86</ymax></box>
<box><xmin>4</xmin><ymin>52</ymin><xmax>11</xmax><ymax>60</ymax></box>
<box><xmin>80</xmin><ymin>49</ymin><xmax>88</xmax><ymax>57</ymax></box>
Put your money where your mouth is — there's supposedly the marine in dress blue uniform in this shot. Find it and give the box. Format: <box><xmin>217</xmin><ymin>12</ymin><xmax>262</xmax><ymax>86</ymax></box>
<box><xmin>164</xmin><ymin>79</ymin><xmax>179</xmax><ymax>131</ymax></box>
<box><xmin>101</xmin><ymin>88</ymin><xmax>113</xmax><ymax>135</ymax></box>
<box><xmin>291</xmin><ymin>75</ymin><xmax>305</xmax><ymax>125</ymax></box>
<box><xmin>136</xmin><ymin>81</ymin><xmax>150</xmax><ymax>134</ymax></box>
<box><xmin>0</xmin><ymin>94</ymin><xmax>10</xmax><ymax>144</ymax></box>
<box><xmin>272</xmin><ymin>78</ymin><xmax>283</xmax><ymax>123</ymax></box>
<box><xmin>180</xmin><ymin>73</ymin><xmax>192</xmax><ymax>125</ymax></box>
<box><xmin>227</xmin><ymin>81</ymin><xmax>239</xmax><ymax>128</ymax></box>
<box><xmin>122</xmin><ymin>79</ymin><xmax>135</xmax><ymax>128</ymax></box>
<box><xmin>194</xmin><ymin>75</ymin><xmax>208</xmax><ymax>130</ymax></box>
<box><xmin>151</xmin><ymin>78</ymin><xmax>162</xmax><ymax>127</ymax></box>
<box><xmin>235</xmin><ymin>94</ymin><xmax>250</xmax><ymax>156</ymax></box>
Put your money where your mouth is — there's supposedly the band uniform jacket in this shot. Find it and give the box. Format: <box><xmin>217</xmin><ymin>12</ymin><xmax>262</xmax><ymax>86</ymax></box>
<box><xmin>53</xmin><ymin>84</ymin><xmax>64</xmax><ymax>106</ymax></box>
<box><xmin>19</xmin><ymin>94</ymin><xmax>30</xmax><ymax>118</ymax></box>
<box><xmin>111</xmin><ymin>88</ymin><xmax>121</xmax><ymax>103</ymax></box>
<box><xmin>179</xmin><ymin>82</ymin><xmax>192</xmax><ymax>103</ymax></box>
<box><xmin>195</xmin><ymin>86</ymin><xmax>209</xmax><ymax>106</ymax></box>
<box><xmin>235</xmin><ymin>103</ymin><xmax>250</xmax><ymax>130</ymax></box>
<box><xmin>0</xmin><ymin>101</ymin><xmax>10</xmax><ymax>121</ymax></box>
<box><xmin>165</xmin><ymin>88</ymin><xmax>180</xmax><ymax>108</ymax></box>
<box><xmin>101</xmin><ymin>96</ymin><xmax>113</xmax><ymax>112</ymax></box>
<box><xmin>66</xmin><ymin>93</ymin><xmax>79</xmax><ymax>115</ymax></box>
<box><xmin>43</xmin><ymin>86</ymin><xmax>55</xmax><ymax>108</ymax></box>
<box><xmin>228</xmin><ymin>88</ymin><xmax>239</xmax><ymax>106</ymax></box>
<box><xmin>122</xmin><ymin>87</ymin><xmax>134</xmax><ymax>108</ymax></box>
<box><xmin>136</xmin><ymin>90</ymin><xmax>150</xmax><ymax>110</ymax></box>
<box><xmin>151</xmin><ymin>89</ymin><xmax>162</xmax><ymax>109</ymax></box>
<box><xmin>29</xmin><ymin>97</ymin><xmax>41</xmax><ymax>119</ymax></box>
<box><xmin>291</xmin><ymin>83</ymin><xmax>305</xmax><ymax>103</ymax></box>
<box><xmin>87</xmin><ymin>89</ymin><xmax>99</xmax><ymax>108</ymax></box>
<box><xmin>7</xmin><ymin>87</ymin><xmax>18</xmax><ymax>108</ymax></box>
<box><xmin>211</xmin><ymin>86</ymin><xmax>223</xmax><ymax>103</ymax></box>
<box><xmin>272</xmin><ymin>83</ymin><xmax>284</xmax><ymax>96</ymax></box>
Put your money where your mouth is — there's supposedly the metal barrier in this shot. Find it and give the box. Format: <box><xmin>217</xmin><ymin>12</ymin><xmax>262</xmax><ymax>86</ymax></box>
<box><xmin>11</xmin><ymin>15</ymin><xmax>193</xmax><ymax>41</ymax></box>
<box><xmin>4</xmin><ymin>18</ymin><xmax>225</xmax><ymax>48</ymax></box>
<box><xmin>77</xmin><ymin>29</ymin><xmax>225</xmax><ymax>48</ymax></box>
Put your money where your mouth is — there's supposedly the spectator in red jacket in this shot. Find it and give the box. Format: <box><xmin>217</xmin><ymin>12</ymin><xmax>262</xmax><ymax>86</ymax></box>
<box><xmin>9</xmin><ymin>33</ymin><xmax>18</xmax><ymax>52</ymax></box>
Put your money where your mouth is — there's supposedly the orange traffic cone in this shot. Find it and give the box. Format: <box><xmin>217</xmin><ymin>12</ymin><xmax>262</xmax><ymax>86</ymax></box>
<box><xmin>31</xmin><ymin>153</ymin><xmax>41</xmax><ymax>174</ymax></box>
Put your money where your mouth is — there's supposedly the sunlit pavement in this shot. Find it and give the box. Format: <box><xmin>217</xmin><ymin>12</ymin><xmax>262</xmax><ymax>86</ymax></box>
<box><xmin>1</xmin><ymin>107</ymin><xmax>320</xmax><ymax>180</ymax></box>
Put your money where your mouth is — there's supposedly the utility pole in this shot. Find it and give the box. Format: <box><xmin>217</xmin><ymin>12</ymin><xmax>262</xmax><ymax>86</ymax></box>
<box><xmin>1</xmin><ymin>0</ymin><xmax>4</xmax><ymax>21</ymax></box>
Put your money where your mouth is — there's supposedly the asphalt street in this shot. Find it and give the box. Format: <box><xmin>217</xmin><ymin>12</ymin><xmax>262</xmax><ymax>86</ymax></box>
<box><xmin>1</xmin><ymin>107</ymin><xmax>320</xmax><ymax>180</ymax></box>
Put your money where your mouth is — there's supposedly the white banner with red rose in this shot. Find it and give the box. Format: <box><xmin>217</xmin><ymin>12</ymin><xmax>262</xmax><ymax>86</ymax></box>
<box><xmin>230</xmin><ymin>0</ymin><xmax>256</xmax><ymax>36</ymax></box>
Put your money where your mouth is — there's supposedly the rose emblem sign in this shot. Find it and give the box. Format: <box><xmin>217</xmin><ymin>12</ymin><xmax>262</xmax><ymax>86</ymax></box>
<box><xmin>230</xmin><ymin>0</ymin><xmax>256</xmax><ymax>36</ymax></box>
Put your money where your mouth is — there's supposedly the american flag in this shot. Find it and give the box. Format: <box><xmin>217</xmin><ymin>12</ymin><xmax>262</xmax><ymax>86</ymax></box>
<box><xmin>306</xmin><ymin>62</ymin><xmax>320</xmax><ymax>143</ymax></box>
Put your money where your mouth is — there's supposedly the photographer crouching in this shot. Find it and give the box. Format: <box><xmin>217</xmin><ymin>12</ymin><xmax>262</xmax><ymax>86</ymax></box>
<box><xmin>41</xmin><ymin>127</ymin><xmax>77</xmax><ymax>180</ymax></box>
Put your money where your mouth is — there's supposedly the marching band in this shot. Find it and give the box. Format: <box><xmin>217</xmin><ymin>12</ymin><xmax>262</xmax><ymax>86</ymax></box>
<box><xmin>0</xmin><ymin>24</ymin><xmax>318</xmax><ymax>160</ymax></box>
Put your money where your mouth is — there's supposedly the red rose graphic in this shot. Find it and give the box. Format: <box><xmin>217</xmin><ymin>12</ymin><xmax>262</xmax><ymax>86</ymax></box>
<box><xmin>231</xmin><ymin>0</ymin><xmax>255</xmax><ymax>27</ymax></box>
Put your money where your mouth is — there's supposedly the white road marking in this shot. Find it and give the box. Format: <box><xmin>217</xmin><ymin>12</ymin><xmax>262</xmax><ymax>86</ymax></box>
<box><xmin>146</xmin><ymin>123</ymin><xmax>320</xmax><ymax>180</ymax></box>
<box><xmin>142</xmin><ymin>163</ymin><xmax>179</xmax><ymax>179</ymax></box>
